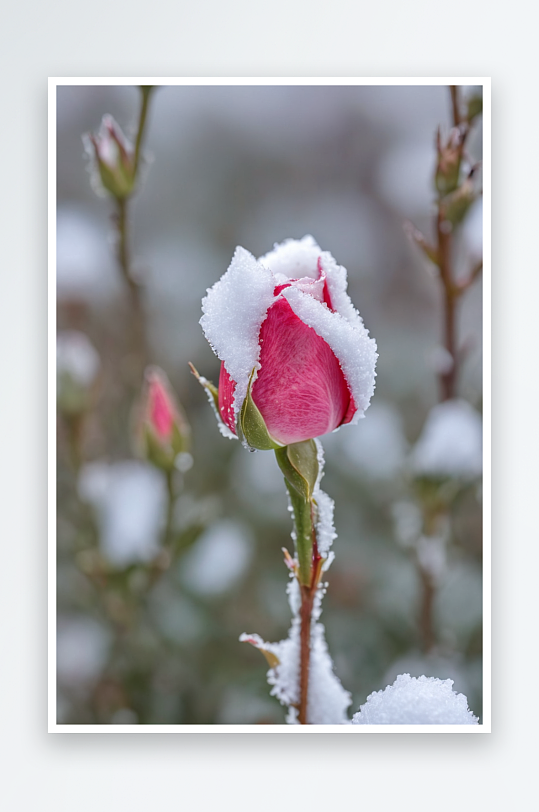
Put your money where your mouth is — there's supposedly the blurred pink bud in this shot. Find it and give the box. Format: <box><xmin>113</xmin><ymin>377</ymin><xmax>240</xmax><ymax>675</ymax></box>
<box><xmin>83</xmin><ymin>115</ymin><xmax>136</xmax><ymax>199</ymax></box>
<box><xmin>200</xmin><ymin>236</ymin><xmax>377</xmax><ymax>449</ymax></box>
<box><xmin>135</xmin><ymin>367</ymin><xmax>191</xmax><ymax>471</ymax></box>
<box><xmin>148</xmin><ymin>372</ymin><xmax>175</xmax><ymax>439</ymax></box>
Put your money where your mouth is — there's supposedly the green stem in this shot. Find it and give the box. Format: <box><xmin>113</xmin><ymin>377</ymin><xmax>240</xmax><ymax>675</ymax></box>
<box><xmin>113</xmin><ymin>86</ymin><xmax>155</xmax><ymax>370</ymax></box>
<box><xmin>134</xmin><ymin>86</ymin><xmax>154</xmax><ymax>175</ymax></box>
<box><xmin>279</xmin><ymin>459</ymin><xmax>322</xmax><ymax>725</ymax></box>
<box><xmin>163</xmin><ymin>468</ymin><xmax>176</xmax><ymax>547</ymax></box>
<box><xmin>285</xmin><ymin>483</ymin><xmax>314</xmax><ymax>587</ymax></box>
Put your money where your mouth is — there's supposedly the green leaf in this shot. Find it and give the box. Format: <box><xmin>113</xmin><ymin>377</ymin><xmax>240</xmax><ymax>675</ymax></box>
<box><xmin>238</xmin><ymin>368</ymin><xmax>283</xmax><ymax>450</ymax></box>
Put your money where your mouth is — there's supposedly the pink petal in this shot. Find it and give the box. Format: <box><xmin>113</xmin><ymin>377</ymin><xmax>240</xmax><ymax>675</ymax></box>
<box><xmin>218</xmin><ymin>363</ymin><xmax>237</xmax><ymax>435</ymax></box>
<box><xmin>251</xmin><ymin>297</ymin><xmax>352</xmax><ymax>445</ymax></box>
<box><xmin>149</xmin><ymin>377</ymin><xmax>174</xmax><ymax>439</ymax></box>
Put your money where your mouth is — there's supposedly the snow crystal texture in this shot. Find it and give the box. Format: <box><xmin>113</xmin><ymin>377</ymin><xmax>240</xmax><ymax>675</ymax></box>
<box><xmin>241</xmin><ymin>575</ymin><xmax>351</xmax><ymax>724</ymax></box>
<box><xmin>352</xmin><ymin>674</ymin><xmax>479</xmax><ymax>725</ymax></box>
<box><xmin>200</xmin><ymin>247</ymin><xmax>275</xmax><ymax>419</ymax></box>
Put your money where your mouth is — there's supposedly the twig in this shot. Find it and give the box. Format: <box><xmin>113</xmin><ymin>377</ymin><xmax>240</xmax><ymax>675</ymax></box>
<box><xmin>450</xmin><ymin>85</ymin><xmax>461</xmax><ymax>127</ymax></box>
<box><xmin>113</xmin><ymin>86</ymin><xmax>155</xmax><ymax>369</ymax></box>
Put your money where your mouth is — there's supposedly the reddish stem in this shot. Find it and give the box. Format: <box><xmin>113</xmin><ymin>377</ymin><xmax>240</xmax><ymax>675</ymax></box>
<box><xmin>437</xmin><ymin>210</ymin><xmax>458</xmax><ymax>401</ymax></box>
<box><xmin>298</xmin><ymin>509</ymin><xmax>322</xmax><ymax>725</ymax></box>
<box><xmin>298</xmin><ymin>584</ymin><xmax>315</xmax><ymax>725</ymax></box>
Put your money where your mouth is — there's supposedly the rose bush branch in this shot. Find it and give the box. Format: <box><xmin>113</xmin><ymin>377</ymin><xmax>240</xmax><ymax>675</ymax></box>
<box><xmin>193</xmin><ymin>236</ymin><xmax>377</xmax><ymax>723</ymax></box>
<box><xmin>403</xmin><ymin>86</ymin><xmax>483</xmax><ymax>651</ymax></box>
<box><xmin>407</xmin><ymin>84</ymin><xmax>483</xmax><ymax>401</ymax></box>
<box><xmin>84</xmin><ymin>86</ymin><xmax>155</xmax><ymax>368</ymax></box>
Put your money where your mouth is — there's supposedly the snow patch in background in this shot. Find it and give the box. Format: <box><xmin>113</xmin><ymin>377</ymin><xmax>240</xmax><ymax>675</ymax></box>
<box><xmin>57</xmin><ymin>330</ymin><xmax>100</xmax><ymax>387</ymax></box>
<box><xmin>410</xmin><ymin>399</ymin><xmax>483</xmax><ymax>479</ymax></box>
<box><xmin>78</xmin><ymin>461</ymin><xmax>166</xmax><ymax>567</ymax></box>
<box><xmin>327</xmin><ymin>400</ymin><xmax>407</xmax><ymax>480</ymax></box>
<box><xmin>56</xmin><ymin>205</ymin><xmax>120</xmax><ymax>302</ymax></box>
<box><xmin>57</xmin><ymin>616</ymin><xmax>111</xmax><ymax>690</ymax></box>
<box><xmin>180</xmin><ymin>520</ymin><xmax>253</xmax><ymax>597</ymax></box>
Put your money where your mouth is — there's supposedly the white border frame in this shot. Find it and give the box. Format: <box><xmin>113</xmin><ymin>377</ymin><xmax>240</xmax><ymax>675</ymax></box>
<box><xmin>49</xmin><ymin>76</ymin><xmax>490</xmax><ymax>734</ymax></box>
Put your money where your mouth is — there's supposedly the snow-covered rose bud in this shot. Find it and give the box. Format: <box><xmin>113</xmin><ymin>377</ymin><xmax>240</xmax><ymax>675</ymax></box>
<box><xmin>199</xmin><ymin>236</ymin><xmax>377</xmax><ymax>449</ymax></box>
<box><xmin>83</xmin><ymin>115</ymin><xmax>136</xmax><ymax>199</ymax></box>
<box><xmin>134</xmin><ymin>366</ymin><xmax>191</xmax><ymax>471</ymax></box>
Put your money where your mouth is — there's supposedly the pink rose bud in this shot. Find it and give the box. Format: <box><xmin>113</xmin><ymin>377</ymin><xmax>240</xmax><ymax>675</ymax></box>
<box><xmin>199</xmin><ymin>236</ymin><xmax>377</xmax><ymax>449</ymax></box>
<box><xmin>83</xmin><ymin>114</ymin><xmax>136</xmax><ymax>199</ymax></box>
<box><xmin>135</xmin><ymin>366</ymin><xmax>191</xmax><ymax>471</ymax></box>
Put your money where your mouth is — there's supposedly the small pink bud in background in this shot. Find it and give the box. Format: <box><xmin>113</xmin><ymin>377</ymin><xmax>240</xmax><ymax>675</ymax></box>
<box><xmin>148</xmin><ymin>373</ymin><xmax>175</xmax><ymax>439</ymax></box>
<box><xmin>83</xmin><ymin>115</ymin><xmax>136</xmax><ymax>199</ymax></box>
<box><xmin>134</xmin><ymin>366</ymin><xmax>191</xmax><ymax>472</ymax></box>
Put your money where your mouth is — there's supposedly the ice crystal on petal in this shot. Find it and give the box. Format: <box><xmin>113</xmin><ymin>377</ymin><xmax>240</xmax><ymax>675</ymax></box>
<box><xmin>200</xmin><ymin>247</ymin><xmax>275</xmax><ymax>419</ymax></box>
<box><xmin>258</xmin><ymin>234</ymin><xmax>321</xmax><ymax>282</ymax></box>
<box><xmin>282</xmin><ymin>285</ymin><xmax>377</xmax><ymax>422</ymax></box>
<box><xmin>351</xmin><ymin>673</ymin><xmax>478</xmax><ymax>725</ymax></box>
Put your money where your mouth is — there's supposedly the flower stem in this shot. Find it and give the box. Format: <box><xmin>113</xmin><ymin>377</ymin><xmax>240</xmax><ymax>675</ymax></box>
<box><xmin>113</xmin><ymin>86</ymin><xmax>155</xmax><ymax>370</ymax></box>
<box><xmin>163</xmin><ymin>467</ymin><xmax>176</xmax><ymax>547</ymax></box>
<box><xmin>436</xmin><ymin>206</ymin><xmax>458</xmax><ymax>401</ymax></box>
<box><xmin>282</xmin><ymin>474</ymin><xmax>323</xmax><ymax>724</ymax></box>
<box><xmin>299</xmin><ymin>583</ymin><xmax>315</xmax><ymax>724</ymax></box>
<box><xmin>134</xmin><ymin>86</ymin><xmax>154</xmax><ymax>175</ymax></box>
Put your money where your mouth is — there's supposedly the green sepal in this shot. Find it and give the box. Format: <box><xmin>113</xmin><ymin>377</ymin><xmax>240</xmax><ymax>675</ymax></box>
<box><xmin>143</xmin><ymin>424</ymin><xmax>175</xmax><ymax>472</ymax></box>
<box><xmin>274</xmin><ymin>440</ymin><xmax>319</xmax><ymax>502</ymax></box>
<box><xmin>96</xmin><ymin>157</ymin><xmax>135</xmax><ymax>199</ymax></box>
<box><xmin>238</xmin><ymin>368</ymin><xmax>283</xmax><ymax>450</ymax></box>
<box><xmin>170</xmin><ymin>413</ymin><xmax>190</xmax><ymax>456</ymax></box>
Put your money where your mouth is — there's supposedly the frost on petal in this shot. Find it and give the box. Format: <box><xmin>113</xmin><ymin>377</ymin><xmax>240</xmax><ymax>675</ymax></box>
<box><xmin>200</xmin><ymin>247</ymin><xmax>275</xmax><ymax>419</ymax></box>
<box><xmin>319</xmin><ymin>251</ymin><xmax>365</xmax><ymax>329</ymax></box>
<box><xmin>410</xmin><ymin>399</ymin><xmax>482</xmax><ymax>480</ymax></box>
<box><xmin>351</xmin><ymin>674</ymin><xmax>479</xmax><ymax>725</ymax></box>
<box><xmin>282</xmin><ymin>286</ymin><xmax>377</xmax><ymax>422</ymax></box>
<box><xmin>258</xmin><ymin>235</ymin><xmax>321</xmax><ymax>283</ymax></box>
<box><xmin>241</xmin><ymin>575</ymin><xmax>351</xmax><ymax>724</ymax></box>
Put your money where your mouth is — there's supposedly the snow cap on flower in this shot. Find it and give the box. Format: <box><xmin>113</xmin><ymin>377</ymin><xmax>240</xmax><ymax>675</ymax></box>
<box><xmin>83</xmin><ymin>114</ymin><xmax>136</xmax><ymax>199</ymax></box>
<box><xmin>410</xmin><ymin>399</ymin><xmax>482</xmax><ymax>480</ymax></box>
<box><xmin>134</xmin><ymin>366</ymin><xmax>191</xmax><ymax>472</ymax></box>
<box><xmin>200</xmin><ymin>236</ymin><xmax>377</xmax><ymax>448</ymax></box>
<box><xmin>351</xmin><ymin>673</ymin><xmax>478</xmax><ymax>725</ymax></box>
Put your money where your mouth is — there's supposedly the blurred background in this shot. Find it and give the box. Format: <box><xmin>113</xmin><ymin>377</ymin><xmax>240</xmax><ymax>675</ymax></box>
<box><xmin>56</xmin><ymin>84</ymin><xmax>483</xmax><ymax>725</ymax></box>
